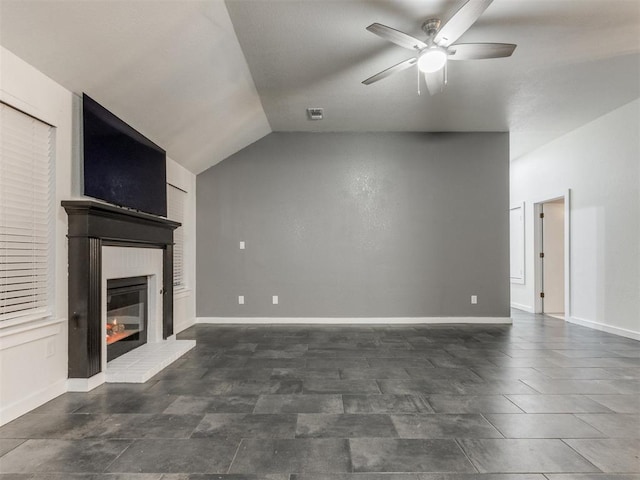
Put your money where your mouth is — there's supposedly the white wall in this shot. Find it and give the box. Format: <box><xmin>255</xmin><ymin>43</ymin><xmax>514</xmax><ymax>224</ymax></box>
<box><xmin>511</xmin><ymin>99</ymin><xmax>640</xmax><ymax>339</ymax></box>
<box><xmin>0</xmin><ymin>46</ymin><xmax>197</xmax><ymax>425</ymax></box>
<box><xmin>0</xmin><ymin>47</ymin><xmax>74</xmax><ymax>425</ymax></box>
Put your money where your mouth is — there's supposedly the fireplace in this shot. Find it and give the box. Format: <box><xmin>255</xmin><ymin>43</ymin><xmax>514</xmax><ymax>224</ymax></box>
<box><xmin>63</xmin><ymin>200</ymin><xmax>180</xmax><ymax>381</ymax></box>
<box><xmin>106</xmin><ymin>276</ymin><xmax>148</xmax><ymax>362</ymax></box>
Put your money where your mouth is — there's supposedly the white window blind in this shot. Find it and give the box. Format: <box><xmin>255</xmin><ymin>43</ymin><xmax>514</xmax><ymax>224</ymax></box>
<box><xmin>167</xmin><ymin>183</ymin><xmax>186</xmax><ymax>289</ymax></box>
<box><xmin>0</xmin><ymin>104</ymin><xmax>54</xmax><ymax>323</ymax></box>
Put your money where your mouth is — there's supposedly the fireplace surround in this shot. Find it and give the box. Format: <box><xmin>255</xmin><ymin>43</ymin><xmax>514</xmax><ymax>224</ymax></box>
<box><xmin>62</xmin><ymin>200</ymin><xmax>180</xmax><ymax>380</ymax></box>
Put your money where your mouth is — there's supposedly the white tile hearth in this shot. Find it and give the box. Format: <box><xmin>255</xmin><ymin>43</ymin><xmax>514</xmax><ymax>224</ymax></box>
<box><xmin>105</xmin><ymin>340</ymin><xmax>196</xmax><ymax>383</ymax></box>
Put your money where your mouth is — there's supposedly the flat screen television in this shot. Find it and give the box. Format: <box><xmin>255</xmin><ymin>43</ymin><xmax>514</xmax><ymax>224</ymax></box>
<box><xmin>82</xmin><ymin>93</ymin><xmax>167</xmax><ymax>217</ymax></box>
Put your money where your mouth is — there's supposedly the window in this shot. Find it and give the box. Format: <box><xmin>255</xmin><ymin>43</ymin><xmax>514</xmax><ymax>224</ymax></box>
<box><xmin>0</xmin><ymin>103</ymin><xmax>54</xmax><ymax>323</ymax></box>
<box><xmin>166</xmin><ymin>183</ymin><xmax>186</xmax><ymax>289</ymax></box>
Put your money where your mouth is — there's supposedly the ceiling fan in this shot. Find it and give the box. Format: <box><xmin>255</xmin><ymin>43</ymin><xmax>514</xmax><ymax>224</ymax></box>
<box><xmin>362</xmin><ymin>0</ymin><xmax>516</xmax><ymax>95</ymax></box>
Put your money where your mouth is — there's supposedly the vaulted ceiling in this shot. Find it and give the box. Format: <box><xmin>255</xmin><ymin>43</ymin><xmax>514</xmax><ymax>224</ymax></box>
<box><xmin>2</xmin><ymin>0</ymin><xmax>639</xmax><ymax>173</ymax></box>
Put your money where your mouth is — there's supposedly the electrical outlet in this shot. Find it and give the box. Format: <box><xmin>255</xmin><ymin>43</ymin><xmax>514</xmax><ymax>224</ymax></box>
<box><xmin>272</xmin><ymin>295</ymin><xmax>279</xmax><ymax>305</ymax></box>
<box><xmin>238</xmin><ymin>295</ymin><xmax>245</xmax><ymax>305</ymax></box>
<box><xmin>471</xmin><ymin>295</ymin><xmax>478</xmax><ymax>304</ymax></box>
<box><xmin>239</xmin><ymin>241</ymin><xmax>245</xmax><ymax>250</ymax></box>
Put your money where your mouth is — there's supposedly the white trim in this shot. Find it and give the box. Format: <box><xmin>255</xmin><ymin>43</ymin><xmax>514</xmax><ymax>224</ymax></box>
<box><xmin>533</xmin><ymin>189</ymin><xmax>571</xmax><ymax>318</ymax></box>
<box><xmin>0</xmin><ymin>378</ymin><xmax>67</xmax><ymax>426</ymax></box>
<box><xmin>564</xmin><ymin>189</ymin><xmax>572</xmax><ymax>320</ymax></box>
<box><xmin>0</xmin><ymin>317</ymin><xmax>64</xmax><ymax>351</ymax></box>
<box><xmin>510</xmin><ymin>302</ymin><xmax>534</xmax><ymax>313</ymax></box>
<box><xmin>0</xmin><ymin>91</ymin><xmax>57</xmax><ymax>128</ymax></box>
<box><xmin>533</xmin><ymin>201</ymin><xmax>543</xmax><ymax>314</ymax></box>
<box><xmin>67</xmin><ymin>373</ymin><xmax>105</xmax><ymax>392</ymax></box>
<box><xmin>197</xmin><ymin>317</ymin><xmax>512</xmax><ymax>325</ymax></box>
<box><xmin>568</xmin><ymin>316</ymin><xmax>640</xmax><ymax>341</ymax></box>
<box><xmin>510</xmin><ymin>202</ymin><xmax>525</xmax><ymax>284</ymax></box>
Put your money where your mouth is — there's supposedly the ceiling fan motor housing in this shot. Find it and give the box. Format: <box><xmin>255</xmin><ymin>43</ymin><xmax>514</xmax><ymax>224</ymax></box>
<box><xmin>421</xmin><ymin>19</ymin><xmax>441</xmax><ymax>41</ymax></box>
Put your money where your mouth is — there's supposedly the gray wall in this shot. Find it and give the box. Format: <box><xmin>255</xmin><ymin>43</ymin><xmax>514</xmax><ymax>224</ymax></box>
<box><xmin>197</xmin><ymin>132</ymin><xmax>509</xmax><ymax>318</ymax></box>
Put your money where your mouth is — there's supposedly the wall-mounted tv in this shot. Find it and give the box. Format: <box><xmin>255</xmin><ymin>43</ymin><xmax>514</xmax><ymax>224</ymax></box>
<box><xmin>82</xmin><ymin>94</ymin><xmax>167</xmax><ymax>217</ymax></box>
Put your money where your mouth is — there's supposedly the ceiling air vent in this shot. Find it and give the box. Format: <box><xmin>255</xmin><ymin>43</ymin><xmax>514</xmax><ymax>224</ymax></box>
<box><xmin>306</xmin><ymin>108</ymin><xmax>323</xmax><ymax>120</ymax></box>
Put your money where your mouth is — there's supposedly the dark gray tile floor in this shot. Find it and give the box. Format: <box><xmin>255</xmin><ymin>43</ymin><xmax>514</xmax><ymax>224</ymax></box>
<box><xmin>1</xmin><ymin>310</ymin><xmax>639</xmax><ymax>478</ymax></box>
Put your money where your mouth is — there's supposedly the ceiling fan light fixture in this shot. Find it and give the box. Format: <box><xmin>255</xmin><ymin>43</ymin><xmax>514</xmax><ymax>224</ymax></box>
<box><xmin>417</xmin><ymin>48</ymin><xmax>447</xmax><ymax>73</ymax></box>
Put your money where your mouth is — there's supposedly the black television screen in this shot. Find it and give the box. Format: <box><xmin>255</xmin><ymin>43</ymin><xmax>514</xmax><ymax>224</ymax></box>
<box><xmin>82</xmin><ymin>94</ymin><xmax>167</xmax><ymax>217</ymax></box>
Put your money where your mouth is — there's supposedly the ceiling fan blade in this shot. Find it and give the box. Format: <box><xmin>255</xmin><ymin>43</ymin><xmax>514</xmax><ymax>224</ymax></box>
<box><xmin>447</xmin><ymin>43</ymin><xmax>516</xmax><ymax>60</ymax></box>
<box><xmin>366</xmin><ymin>23</ymin><xmax>427</xmax><ymax>51</ymax></box>
<box><xmin>424</xmin><ymin>70</ymin><xmax>445</xmax><ymax>95</ymax></box>
<box><xmin>434</xmin><ymin>0</ymin><xmax>493</xmax><ymax>47</ymax></box>
<box><xmin>362</xmin><ymin>57</ymin><xmax>417</xmax><ymax>85</ymax></box>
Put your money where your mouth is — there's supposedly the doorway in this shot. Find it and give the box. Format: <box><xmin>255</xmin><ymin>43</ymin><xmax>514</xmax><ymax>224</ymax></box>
<box><xmin>534</xmin><ymin>192</ymin><xmax>570</xmax><ymax>319</ymax></box>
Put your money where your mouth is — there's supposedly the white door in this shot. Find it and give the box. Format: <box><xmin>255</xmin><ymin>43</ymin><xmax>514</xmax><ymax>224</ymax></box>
<box><xmin>542</xmin><ymin>200</ymin><xmax>565</xmax><ymax>317</ymax></box>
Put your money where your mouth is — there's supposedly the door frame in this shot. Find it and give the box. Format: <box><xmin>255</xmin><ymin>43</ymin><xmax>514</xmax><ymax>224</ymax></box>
<box><xmin>533</xmin><ymin>189</ymin><xmax>571</xmax><ymax>318</ymax></box>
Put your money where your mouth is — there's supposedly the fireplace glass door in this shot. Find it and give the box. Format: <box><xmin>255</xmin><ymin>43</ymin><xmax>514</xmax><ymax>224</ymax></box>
<box><xmin>106</xmin><ymin>276</ymin><xmax>148</xmax><ymax>362</ymax></box>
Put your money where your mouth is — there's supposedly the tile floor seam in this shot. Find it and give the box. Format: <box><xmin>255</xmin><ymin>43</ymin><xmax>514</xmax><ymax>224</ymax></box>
<box><xmin>558</xmin><ymin>437</ymin><xmax>606</xmax><ymax>473</ymax></box>
<box><xmin>454</xmin><ymin>437</ymin><xmax>481</xmax><ymax>473</ymax></box>
<box><xmin>570</xmin><ymin>413</ymin><xmax>612</xmax><ymax>438</ymax></box>
<box><xmin>502</xmin><ymin>393</ymin><xmax>527</xmax><ymax>413</ymax></box>
<box><xmin>478</xmin><ymin>412</ymin><xmax>507</xmax><ymax>438</ymax></box>
<box><xmin>185</xmin><ymin>413</ymin><xmax>206</xmax><ymax>439</ymax></box>
<box><xmin>345</xmin><ymin>436</ymin><xmax>355</xmax><ymax>474</ymax></box>
<box><xmin>374</xmin><ymin>378</ymin><xmax>383</xmax><ymax>394</ymax></box>
<box><xmin>226</xmin><ymin>437</ymin><xmax>244</xmax><ymax>474</ymax></box>
<box><xmin>100</xmin><ymin>438</ymin><xmax>135</xmax><ymax>474</ymax></box>
<box><xmin>519</xmin><ymin>378</ymin><xmax>545</xmax><ymax>394</ymax></box>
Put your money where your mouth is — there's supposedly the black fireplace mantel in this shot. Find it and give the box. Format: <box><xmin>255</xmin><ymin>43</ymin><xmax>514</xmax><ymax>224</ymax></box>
<box><xmin>63</xmin><ymin>200</ymin><xmax>180</xmax><ymax>379</ymax></box>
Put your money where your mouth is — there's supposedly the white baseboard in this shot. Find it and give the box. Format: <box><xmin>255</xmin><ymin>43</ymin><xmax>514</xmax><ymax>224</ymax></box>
<box><xmin>197</xmin><ymin>317</ymin><xmax>512</xmax><ymax>325</ymax></box>
<box><xmin>568</xmin><ymin>316</ymin><xmax>640</xmax><ymax>341</ymax></box>
<box><xmin>67</xmin><ymin>373</ymin><xmax>105</xmax><ymax>392</ymax></box>
<box><xmin>0</xmin><ymin>378</ymin><xmax>67</xmax><ymax>426</ymax></box>
<box><xmin>510</xmin><ymin>303</ymin><xmax>534</xmax><ymax>313</ymax></box>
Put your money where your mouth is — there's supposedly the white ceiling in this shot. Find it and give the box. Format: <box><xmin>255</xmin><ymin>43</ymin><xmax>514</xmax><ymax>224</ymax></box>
<box><xmin>0</xmin><ymin>0</ymin><xmax>270</xmax><ymax>174</ymax></box>
<box><xmin>226</xmin><ymin>0</ymin><xmax>640</xmax><ymax>159</ymax></box>
<box><xmin>1</xmin><ymin>1</ymin><xmax>639</xmax><ymax>173</ymax></box>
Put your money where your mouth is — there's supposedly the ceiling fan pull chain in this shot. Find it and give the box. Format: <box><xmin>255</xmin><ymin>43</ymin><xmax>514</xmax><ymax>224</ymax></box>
<box><xmin>444</xmin><ymin>62</ymin><xmax>448</xmax><ymax>86</ymax></box>
<box><xmin>417</xmin><ymin>65</ymin><xmax>421</xmax><ymax>96</ymax></box>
